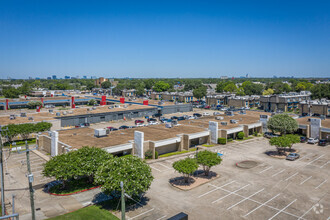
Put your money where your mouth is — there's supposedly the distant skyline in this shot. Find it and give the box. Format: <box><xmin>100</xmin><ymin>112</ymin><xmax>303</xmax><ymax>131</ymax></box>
<box><xmin>0</xmin><ymin>0</ymin><xmax>329</xmax><ymax>78</ymax></box>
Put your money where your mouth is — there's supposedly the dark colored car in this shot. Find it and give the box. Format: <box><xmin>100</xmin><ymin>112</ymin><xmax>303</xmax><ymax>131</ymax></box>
<box><xmin>300</xmin><ymin>136</ymin><xmax>307</xmax><ymax>143</ymax></box>
<box><xmin>286</xmin><ymin>153</ymin><xmax>300</xmax><ymax>161</ymax></box>
<box><xmin>312</xmin><ymin>113</ymin><xmax>321</xmax><ymax>117</ymax></box>
<box><xmin>193</xmin><ymin>113</ymin><xmax>202</xmax><ymax>118</ymax></box>
<box><xmin>171</xmin><ymin>116</ymin><xmax>179</xmax><ymax>120</ymax></box>
<box><xmin>318</xmin><ymin>139</ymin><xmax>327</xmax><ymax>146</ymax></box>
<box><xmin>153</xmin><ymin>113</ymin><xmax>163</xmax><ymax>118</ymax></box>
<box><xmin>148</xmin><ymin>118</ymin><xmax>157</xmax><ymax>122</ymax></box>
<box><xmin>107</xmin><ymin>127</ymin><xmax>118</xmax><ymax>131</ymax></box>
<box><xmin>177</xmin><ymin>116</ymin><xmax>185</xmax><ymax>121</ymax></box>
<box><xmin>264</xmin><ymin>132</ymin><xmax>279</xmax><ymax>139</ymax></box>
<box><xmin>119</xmin><ymin>125</ymin><xmax>130</xmax><ymax>130</ymax></box>
<box><xmin>135</xmin><ymin>120</ymin><xmax>144</xmax><ymax>124</ymax></box>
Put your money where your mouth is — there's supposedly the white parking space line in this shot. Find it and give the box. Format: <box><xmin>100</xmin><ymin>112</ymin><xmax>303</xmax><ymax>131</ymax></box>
<box><xmin>300</xmin><ymin>153</ymin><xmax>310</xmax><ymax>160</ymax></box>
<box><xmin>211</xmin><ymin>184</ymin><xmax>250</xmax><ymax>204</ymax></box>
<box><xmin>216</xmin><ymin>187</ymin><xmax>304</xmax><ymax>219</ymax></box>
<box><xmin>300</xmin><ymin>176</ymin><xmax>312</xmax><ymax>185</ymax></box>
<box><xmin>198</xmin><ymin>181</ymin><xmax>236</xmax><ymax>198</ymax></box>
<box><xmin>320</xmin><ymin>160</ymin><xmax>329</xmax><ymax>168</ymax></box>
<box><xmin>157</xmin><ymin>163</ymin><xmax>172</xmax><ymax>170</ymax></box>
<box><xmin>243</xmin><ymin>194</ymin><xmax>281</xmax><ymax>217</ymax></box>
<box><xmin>149</xmin><ymin>166</ymin><xmax>162</xmax><ymax>172</ymax></box>
<box><xmin>298</xmin><ymin>202</ymin><xmax>322</xmax><ymax>220</ymax></box>
<box><xmin>259</xmin><ymin>166</ymin><xmax>273</xmax><ymax>174</ymax></box>
<box><xmin>268</xmin><ymin>199</ymin><xmax>297</xmax><ymax>220</ymax></box>
<box><xmin>315</xmin><ymin>179</ymin><xmax>327</xmax><ymax>189</ymax></box>
<box><xmin>156</xmin><ymin>215</ymin><xmax>167</xmax><ymax>220</ymax></box>
<box><xmin>285</xmin><ymin>172</ymin><xmax>299</xmax><ymax>181</ymax></box>
<box><xmin>227</xmin><ymin>188</ymin><xmax>264</xmax><ymax>210</ymax></box>
<box><xmin>307</xmin><ymin>155</ymin><xmax>324</xmax><ymax>165</ymax></box>
<box><xmin>271</xmin><ymin>169</ymin><xmax>285</xmax><ymax>177</ymax></box>
<box><xmin>130</xmin><ymin>208</ymin><xmax>155</xmax><ymax>219</ymax></box>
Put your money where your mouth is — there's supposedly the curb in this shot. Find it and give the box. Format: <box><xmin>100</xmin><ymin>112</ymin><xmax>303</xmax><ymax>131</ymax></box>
<box><xmin>48</xmin><ymin>185</ymin><xmax>101</xmax><ymax>196</ymax></box>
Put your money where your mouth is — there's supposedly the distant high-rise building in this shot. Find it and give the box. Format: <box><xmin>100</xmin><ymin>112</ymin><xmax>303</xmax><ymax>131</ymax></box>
<box><xmin>29</xmin><ymin>77</ymin><xmax>33</xmax><ymax>80</ymax></box>
<box><xmin>83</xmin><ymin>76</ymin><xmax>87</xmax><ymax>79</ymax></box>
<box><xmin>273</xmin><ymin>75</ymin><xmax>277</xmax><ymax>78</ymax></box>
<box><xmin>47</xmin><ymin>77</ymin><xmax>52</xmax><ymax>80</ymax></box>
<box><xmin>64</xmin><ymin>76</ymin><xmax>70</xmax><ymax>79</ymax></box>
<box><xmin>52</xmin><ymin>75</ymin><xmax>57</xmax><ymax>79</ymax></box>
<box><xmin>36</xmin><ymin>77</ymin><xmax>40</xmax><ymax>80</ymax></box>
<box><xmin>246</xmin><ymin>74</ymin><xmax>249</xmax><ymax>78</ymax></box>
<box><xmin>220</xmin><ymin>76</ymin><xmax>228</xmax><ymax>80</ymax></box>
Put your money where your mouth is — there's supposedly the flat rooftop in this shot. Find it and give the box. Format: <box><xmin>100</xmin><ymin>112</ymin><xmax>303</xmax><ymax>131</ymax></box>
<box><xmin>57</xmin><ymin>124</ymin><xmax>206</xmax><ymax>149</ymax></box>
<box><xmin>96</xmin><ymin>96</ymin><xmax>183</xmax><ymax>106</ymax></box>
<box><xmin>0</xmin><ymin>104</ymin><xmax>155</xmax><ymax>125</ymax></box>
<box><xmin>296</xmin><ymin>116</ymin><xmax>330</xmax><ymax>128</ymax></box>
<box><xmin>180</xmin><ymin>111</ymin><xmax>270</xmax><ymax>130</ymax></box>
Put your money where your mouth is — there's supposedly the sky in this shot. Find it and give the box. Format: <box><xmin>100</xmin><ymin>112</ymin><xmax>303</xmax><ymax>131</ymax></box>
<box><xmin>0</xmin><ymin>0</ymin><xmax>329</xmax><ymax>79</ymax></box>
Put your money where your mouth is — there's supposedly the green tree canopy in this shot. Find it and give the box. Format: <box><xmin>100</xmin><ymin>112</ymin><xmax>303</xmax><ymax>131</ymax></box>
<box><xmin>172</xmin><ymin>158</ymin><xmax>198</xmax><ymax>183</ymax></box>
<box><xmin>196</xmin><ymin>151</ymin><xmax>222</xmax><ymax>176</ymax></box>
<box><xmin>269</xmin><ymin>134</ymin><xmax>300</xmax><ymax>154</ymax></box>
<box><xmin>223</xmin><ymin>83</ymin><xmax>237</xmax><ymax>93</ymax></box>
<box><xmin>262</xmin><ymin>88</ymin><xmax>274</xmax><ymax>95</ymax></box>
<box><xmin>311</xmin><ymin>84</ymin><xmax>330</xmax><ymax>99</ymax></box>
<box><xmin>101</xmin><ymin>81</ymin><xmax>111</xmax><ymax>89</ymax></box>
<box><xmin>267</xmin><ymin>114</ymin><xmax>298</xmax><ymax>135</ymax></box>
<box><xmin>153</xmin><ymin>81</ymin><xmax>171</xmax><ymax>92</ymax></box>
<box><xmin>95</xmin><ymin>155</ymin><xmax>153</xmax><ymax>197</ymax></box>
<box><xmin>193</xmin><ymin>86</ymin><xmax>207</xmax><ymax>100</ymax></box>
<box><xmin>88</xmin><ymin>99</ymin><xmax>96</xmax><ymax>106</ymax></box>
<box><xmin>27</xmin><ymin>101</ymin><xmax>42</xmax><ymax>109</ymax></box>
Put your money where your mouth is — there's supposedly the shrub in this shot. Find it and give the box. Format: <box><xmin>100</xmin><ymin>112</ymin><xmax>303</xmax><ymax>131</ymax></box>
<box><xmin>145</xmin><ymin>150</ymin><xmax>153</xmax><ymax>159</ymax></box>
<box><xmin>218</xmin><ymin>138</ymin><xmax>226</xmax><ymax>145</ymax></box>
<box><xmin>237</xmin><ymin>132</ymin><xmax>245</xmax><ymax>139</ymax></box>
<box><xmin>253</xmin><ymin>131</ymin><xmax>258</xmax><ymax>136</ymax></box>
<box><xmin>155</xmin><ymin>151</ymin><xmax>159</xmax><ymax>159</ymax></box>
<box><xmin>227</xmin><ymin>138</ymin><xmax>233</xmax><ymax>142</ymax></box>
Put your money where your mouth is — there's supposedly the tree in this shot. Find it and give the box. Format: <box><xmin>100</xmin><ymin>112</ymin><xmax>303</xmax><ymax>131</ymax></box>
<box><xmin>242</xmin><ymin>81</ymin><xmax>264</xmax><ymax>95</ymax></box>
<box><xmin>17</xmin><ymin>123</ymin><xmax>35</xmax><ymax>140</ymax></box>
<box><xmin>135</xmin><ymin>86</ymin><xmax>145</xmax><ymax>97</ymax></box>
<box><xmin>196</xmin><ymin>151</ymin><xmax>222</xmax><ymax>176</ymax></box>
<box><xmin>216</xmin><ymin>81</ymin><xmax>227</xmax><ymax>93</ymax></box>
<box><xmin>236</xmin><ymin>87</ymin><xmax>245</xmax><ymax>96</ymax></box>
<box><xmin>193</xmin><ymin>86</ymin><xmax>207</xmax><ymax>100</ymax></box>
<box><xmin>34</xmin><ymin>122</ymin><xmax>52</xmax><ymax>133</ymax></box>
<box><xmin>263</xmin><ymin>88</ymin><xmax>274</xmax><ymax>95</ymax></box>
<box><xmin>27</xmin><ymin>101</ymin><xmax>42</xmax><ymax>109</ymax></box>
<box><xmin>267</xmin><ymin>114</ymin><xmax>298</xmax><ymax>135</ymax></box>
<box><xmin>1</xmin><ymin>124</ymin><xmax>20</xmax><ymax>143</ymax></box>
<box><xmin>101</xmin><ymin>81</ymin><xmax>111</xmax><ymax>89</ymax></box>
<box><xmin>2</xmin><ymin>87</ymin><xmax>20</xmax><ymax>98</ymax></box>
<box><xmin>153</xmin><ymin>81</ymin><xmax>171</xmax><ymax>92</ymax></box>
<box><xmin>223</xmin><ymin>83</ymin><xmax>237</xmax><ymax>93</ymax></box>
<box><xmin>95</xmin><ymin>155</ymin><xmax>153</xmax><ymax>197</ymax></box>
<box><xmin>295</xmin><ymin>82</ymin><xmax>306</xmax><ymax>92</ymax></box>
<box><xmin>269</xmin><ymin>134</ymin><xmax>300</xmax><ymax>155</ymax></box>
<box><xmin>237</xmin><ymin>132</ymin><xmax>245</xmax><ymax>139</ymax></box>
<box><xmin>172</xmin><ymin>158</ymin><xmax>198</xmax><ymax>183</ymax></box>
<box><xmin>43</xmin><ymin>153</ymin><xmax>80</xmax><ymax>188</ymax></box>
<box><xmin>88</xmin><ymin>99</ymin><xmax>96</xmax><ymax>106</ymax></box>
<box><xmin>311</xmin><ymin>84</ymin><xmax>330</xmax><ymax>99</ymax></box>
<box><xmin>72</xmin><ymin>147</ymin><xmax>113</xmax><ymax>183</ymax></box>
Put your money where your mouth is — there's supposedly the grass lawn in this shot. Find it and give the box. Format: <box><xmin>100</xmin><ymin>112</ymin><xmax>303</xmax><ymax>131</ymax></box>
<box><xmin>202</xmin><ymin>144</ymin><xmax>214</xmax><ymax>148</ymax></box>
<box><xmin>49</xmin><ymin>177</ymin><xmax>98</xmax><ymax>195</ymax></box>
<box><xmin>48</xmin><ymin>205</ymin><xmax>119</xmax><ymax>220</ymax></box>
<box><xmin>159</xmin><ymin>148</ymin><xmax>197</xmax><ymax>158</ymax></box>
<box><xmin>236</xmin><ymin>136</ymin><xmax>254</xmax><ymax>141</ymax></box>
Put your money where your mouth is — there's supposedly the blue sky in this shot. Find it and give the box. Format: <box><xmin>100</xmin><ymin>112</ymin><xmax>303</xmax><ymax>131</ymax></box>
<box><xmin>0</xmin><ymin>0</ymin><xmax>329</xmax><ymax>79</ymax></box>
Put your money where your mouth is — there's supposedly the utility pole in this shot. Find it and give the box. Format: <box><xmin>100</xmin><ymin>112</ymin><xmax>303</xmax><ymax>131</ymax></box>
<box><xmin>0</xmin><ymin>129</ymin><xmax>6</xmax><ymax>216</ymax></box>
<box><xmin>120</xmin><ymin>181</ymin><xmax>125</xmax><ymax>220</ymax></box>
<box><xmin>25</xmin><ymin>141</ymin><xmax>36</xmax><ymax>220</ymax></box>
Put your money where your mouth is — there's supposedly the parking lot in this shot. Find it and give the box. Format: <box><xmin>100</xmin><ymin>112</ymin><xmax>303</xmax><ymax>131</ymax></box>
<box><xmin>125</xmin><ymin>138</ymin><xmax>329</xmax><ymax>220</ymax></box>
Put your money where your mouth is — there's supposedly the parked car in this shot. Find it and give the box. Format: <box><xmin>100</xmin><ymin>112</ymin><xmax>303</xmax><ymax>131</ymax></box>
<box><xmin>106</xmin><ymin>127</ymin><xmax>118</xmax><ymax>131</ymax></box>
<box><xmin>148</xmin><ymin>118</ymin><xmax>157</xmax><ymax>122</ymax></box>
<box><xmin>171</xmin><ymin>116</ymin><xmax>179</xmax><ymax>120</ymax></box>
<box><xmin>213</xmin><ymin>112</ymin><xmax>221</xmax><ymax>116</ymax></box>
<box><xmin>149</xmin><ymin>121</ymin><xmax>159</xmax><ymax>125</ymax></box>
<box><xmin>202</xmin><ymin>112</ymin><xmax>210</xmax><ymax>116</ymax></box>
<box><xmin>318</xmin><ymin>139</ymin><xmax>327</xmax><ymax>146</ymax></box>
<box><xmin>286</xmin><ymin>153</ymin><xmax>300</xmax><ymax>161</ymax></box>
<box><xmin>135</xmin><ymin>120</ymin><xmax>144</xmax><ymax>125</ymax></box>
<box><xmin>300</xmin><ymin>136</ymin><xmax>307</xmax><ymax>143</ymax></box>
<box><xmin>264</xmin><ymin>132</ymin><xmax>279</xmax><ymax>139</ymax></box>
<box><xmin>193</xmin><ymin>113</ymin><xmax>202</xmax><ymax>118</ymax></box>
<box><xmin>307</xmin><ymin>138</ymin><xmax>319</xmax><ymax>144</ymax></box>
<box><xmin>187</xmin><ymin>116</ymin><xmax>195</xmax><ymax>120</ymax></box>
<box><xmin>204</xmin><ymin>105</ymin><xmax>211</xmax><ymax>109</ymax></box>
<box><xmin>177</xmin><ymin>116</ymin><xmax>185</xmax><ymax>121</ymax></box>
<box><xmin>161</xmin><ymin>118</ymin><xmax>172</xmax><ymax>123</ymax></box>
<box><xmin>220</xmin><ymin>107</ymin><xmax>228</xmax><ymax>111</ymax></box>
<box><xmin>119</xmin><ymin>125</ymin><xmax>130</xmax><ymax>130</ymax></box>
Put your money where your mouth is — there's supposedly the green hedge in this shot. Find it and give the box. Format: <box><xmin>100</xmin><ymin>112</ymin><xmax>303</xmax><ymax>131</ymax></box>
<box><xmin>218</xmin><ymin>138</ymin><xmax>226</xmax><ymax>145</ymax></box>
<box><xmin>228</xmin><ymin>138</ymin><xmax>233</xmax><ymax>142</ymax></box>
<box><xmin>4</xmin><ymin>138</ymin><xmax>36</xmax><ymax>147</ymax></box>
<box><xmin>159</xmin><ymin>148</ymin><xmax>197</xmax><ymax>158</ymax></box>
<box><xmin>237</xmin><ymin>132</ymin><xmax>245</xmax><ymax>139</ymax></box>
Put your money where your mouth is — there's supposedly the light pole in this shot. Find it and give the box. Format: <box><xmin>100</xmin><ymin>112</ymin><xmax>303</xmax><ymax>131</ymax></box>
<box><xmin>0</xmin><ymin>127</ymin><xmax>8</xmax><ymax>216</ymax></box>
<box><xmin>120</xmin><ymin>181</ymin><xmax>125</xmax><ymax>220</ymax></box>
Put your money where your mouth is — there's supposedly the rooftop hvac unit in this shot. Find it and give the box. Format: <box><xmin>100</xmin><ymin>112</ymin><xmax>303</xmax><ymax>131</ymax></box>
<box><xmin>216</xmin><ymin>116</ymin><xmax>224</xmax><ymax>120</ymax></box>
<box><xmin>9</xmin><ymin>115</ymin><xmax>16</xmax><ymax>120</ymax></box>
<box><xmin>56</xmin><ymin>112</ymin><xmax>61</xmax><ymax>116</ymax></box>
<box><xmin>225</xmin><ymin>111</ymin><xmax>234</xmax><ymax>116</ymax></box>
<box><xmin>115</xmin><ymin>104</ymin><xmax>120</xmax><ymax>108</ymax></box>
<box><xmin>92</xmin><ymin>107</ymin><xmax>97</xmax><ymax>110</ymax></box>
<box><xmin>94</xmin><ymin>129</ymin><xmax>107</xmax><ymax>138</ymax></box>
<box><xmin>108</xmin><ymin>105</ymin><xmax>114</xmax><ymax>109</ymax></box>
<box><xmin>20</xmin><ymin>113</ymin><xmax>27</xmax><ymax>117</ymax></box>
<box><xmin>68</xmin><ymin>111</ymin><xmax>73</xmax><ymax>114</ymax></box>
<box><xmin>239</xmin><ymin>110</ymin><xmax>246</xmax><ymax>115</ymax></box>
<box><xmin>49</xmin><ymin>109</ymin><xmax>53</xmax><ymax>113</ymax></box>
<box><xmin>165</xmin><ymin>123</ymin><xmax>172</xmax><ymax>128</ymax></box>
<box><xmin>62</xmin><ymin>111</ymin><xmax>67</xmax><ymax>115</ymax></box>
<box><xmin>28</xmin><ymin>117</ymin><xmax>34</xmax><ymax>120</ymax></box>
<box><xmin>123</xmin><ymin>104</ymin><xmax>128</xmax><ymax>108</ymax></box>
<box><xmin>230</xmin><ymin>119</ymin><xmax>237</xmax><ymax>124</ymax></box>
<box><xmin>221</xmin><ymin>122</ymin><xmax>227</xmax><ymax>126</ymax></box>
<box><xmin>171</xmin><ymin>120</ymin><xmax>178</xmax><ymax>126</ymax></box>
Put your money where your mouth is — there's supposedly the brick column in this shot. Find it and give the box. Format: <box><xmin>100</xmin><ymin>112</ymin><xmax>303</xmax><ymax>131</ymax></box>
<box><xmin>243</xmin><ymin>125</ymin><xmax>249</xmax><ymax>137</ymax></box>
<box><xmin>182</xmin><ymin>134</ymin><xmax>189</xmax><ymax>150</ymax></box>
